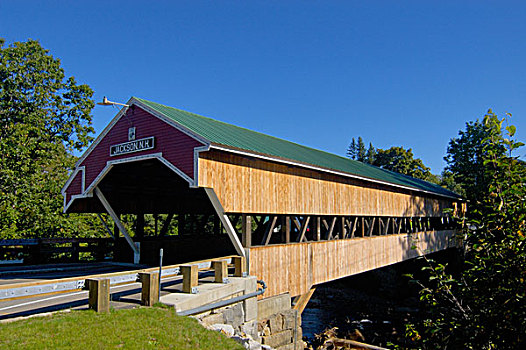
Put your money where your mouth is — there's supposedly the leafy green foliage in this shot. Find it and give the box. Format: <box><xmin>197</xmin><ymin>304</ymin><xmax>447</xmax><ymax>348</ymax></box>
<box><xmin>0</xmin><ymin>39</ymin><xmax>103</xmax><ymax>238</ymax></box>
<box><xmin>437</xmin><ymin>170</ymin><xmax>464</xmax><ymax>195</ymax></box>
<box><xmin>406</xmin><ymin>111</ymin><xmax>526</xmax><ymax>349</ymax></box>
<box><xmin>372</xmin><ymin>146</ymin><xmax>434</xmax><ymax>182</ymax></box>
<box><xmin>443</xmin><ymin>117</ymin><xmax>506</xmax><ymax>201</ymax></box>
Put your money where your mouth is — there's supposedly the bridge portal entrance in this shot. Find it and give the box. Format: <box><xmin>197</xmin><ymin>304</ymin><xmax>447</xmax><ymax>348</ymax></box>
<box><xmin>66</xmin><ymin>157</ymin><xmax>237</xmax><ymax>265</ymax></box>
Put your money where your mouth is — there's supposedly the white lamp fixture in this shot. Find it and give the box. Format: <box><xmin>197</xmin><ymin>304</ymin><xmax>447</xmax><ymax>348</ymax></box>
<box><xmin>97</xmin><ymin>96</ymin><xmax>130</xmax><ymax>107</ymax></box>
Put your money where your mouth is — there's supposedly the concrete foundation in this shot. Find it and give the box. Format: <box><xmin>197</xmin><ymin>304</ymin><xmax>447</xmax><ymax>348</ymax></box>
<box><xmin>160</xmin><ymin>276</ymin><xmax>304</xmax><ymax>349</ymax></box>
<box><xmin>257</xmin><ymin>296</ymin><xmax>303</xmax><ymax>350</ymax></box>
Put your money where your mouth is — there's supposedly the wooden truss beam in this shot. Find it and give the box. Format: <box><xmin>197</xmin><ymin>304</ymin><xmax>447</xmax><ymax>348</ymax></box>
<box><xmin>316</xmin><ymin>216</ymin><xmax>321</xmax><ymax>241</ymax></box>
<box><xmin>159</xmin><ymin>213</ymin><xmax>174</xmax><ymax>236</ymax></box>
<box><xmin>293</xmin><ymin>217</ymin><xmax>302</xmax><ymax>232</ymax></box>
<box><xmin>261</xmin><ymin>216</ymin><xmax>278</xmax><ymax>246</ymax></box>
<box><xmin>350</xmin><ymin>217</ymin><xmax>358</xmax><ymax>238</ymax></box>
<box><xmin>361</xmin><ymin>217</ymin><xmax>365</xmax><ymax>237</ymax></box>
<box><xmin>94</xmin><ymin>187</ymin><xmax>140</xmax><ymax>263</ymax></box>
<box><xmin>97</xmin><ymin>213</ymin><xmax>115</xmax><ymax>239</ymax></box>
<box><xmin>204</xmin><ymin>188</ymin><xmax>245</xmax><ymax>257</ymax></box>
<box><xmin>327</xmin><ymin>217</ymin><xmax>337</xmax><ymax>240</ymax></box>
<box><xmin>293</xmin><ymin>287</ymin><xmax>316</xmax><ymax>315</ymax></box>
<box><xmin>242</xmin><ymin>214</ymin><xmax>252</xmax><ymax>247</ymax></box>
<box><xmin>364</xmin><ymin>217</ymin><xmax>375</xmax><ymax>236</ymax></box>
<box><xmin>284</xmin><ymin>216</ymin><xmax>291</xmax><ymax>243</ymax></box>
<box><xmin>296</xmin><ymin>216</ymin><xmax>311</xmax><ymax>243</ymax></box>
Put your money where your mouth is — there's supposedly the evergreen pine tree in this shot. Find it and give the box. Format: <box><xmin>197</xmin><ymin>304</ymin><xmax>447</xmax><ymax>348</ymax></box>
<box><xmin>357</xmin><ymin>137</ymin><xmax>366</xmax><ymax>162</ymax></box>
<box><xmin>366</xmin><ymin>143</ymin><xmax>376</xmax><ymax>164</ymax></box>
<box><xmin>347</xmin><ymin>138</ymin><xmax>357</xmax><ymax>159</ymax></box>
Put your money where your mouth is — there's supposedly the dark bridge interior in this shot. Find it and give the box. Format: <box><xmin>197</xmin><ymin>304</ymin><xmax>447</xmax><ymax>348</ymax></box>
<box><xmin>68</xmin><ymin>159</ymin><xmax>234</xmax><ymax>265</ymax></box>
<box><xmin>68</xmin><ymin>159</ymin><xmax>214</xmax><ymax>214</ymax></box>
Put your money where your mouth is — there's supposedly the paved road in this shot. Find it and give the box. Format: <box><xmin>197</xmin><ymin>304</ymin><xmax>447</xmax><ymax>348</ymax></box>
<box><xmin>0</xmin><ymin>262</ymin><xmax>142</xmax><ymax>285</ymax></box>
<box><xmin>0</xmin><ymin>263</ymin><xmax>215</xmax><ymax>320</ymax></box>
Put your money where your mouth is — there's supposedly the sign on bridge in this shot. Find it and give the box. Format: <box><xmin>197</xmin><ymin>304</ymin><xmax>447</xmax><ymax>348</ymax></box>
<box><xmin>110</xmin><ymin>137</ymin><xmax>155</xmax><ymax>157</ymax></box>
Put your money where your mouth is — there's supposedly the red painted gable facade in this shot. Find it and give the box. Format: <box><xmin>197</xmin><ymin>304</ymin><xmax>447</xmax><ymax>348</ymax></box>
<box><xmin>62</xmin><ymin>105</ymin><xmax>207</xmax><ymax>211</ymax></box>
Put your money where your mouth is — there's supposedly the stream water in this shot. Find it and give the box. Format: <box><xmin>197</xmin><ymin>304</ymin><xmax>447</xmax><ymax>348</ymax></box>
<box><xmin>300</xmin><ymin>250</ymin><xmax>460</xmax><ymax>348</ymax></box>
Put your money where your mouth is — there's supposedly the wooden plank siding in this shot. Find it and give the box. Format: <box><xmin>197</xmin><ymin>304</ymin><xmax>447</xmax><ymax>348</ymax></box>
<box><xmin>198</xmin><ymin>150</ymin><xmax>457</xmax><ymax>216</ymax></box>
<box><xmin>65</xmin><ymin>171</ymin><xmax>83</xmax><ymax>204</ymax></box>
<box><xmin>248</xmin><ymin>229</ymin><xmax>455</xmax><ymax>298</ymax></box>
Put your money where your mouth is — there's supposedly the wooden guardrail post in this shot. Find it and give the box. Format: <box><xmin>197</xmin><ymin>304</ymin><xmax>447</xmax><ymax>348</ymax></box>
<box><xmin>233</xmin><ymin>256</ymin><xmax>247</xmax><ymax>277</ymax></box>
<box><xmin>87</xmin><ymin>278</ymin><xmax>110</xmax><ymax>313</ymax></box>
<box><xmin>72</xmin><ymin>241</ymin><xmax>79</xmax><ymax>262</ymax></box>
<box><xmin>28</xmin><ymin>242</ymin><xmax>42</xmax><ymax>264</ymax></box>
<box><xmin>139</xmin><ymin>272</ymin><xmax>159</xmax><ymax>306</ymax></box>
<box><xmin>181</xmin><ymin>265</ymin><xmax>198</xmax><ymax>294</ymax></box>
<box><xmin>212</xmin><ymin>260</ymin><xmax>229</xmax><ymax>283</ymax></box>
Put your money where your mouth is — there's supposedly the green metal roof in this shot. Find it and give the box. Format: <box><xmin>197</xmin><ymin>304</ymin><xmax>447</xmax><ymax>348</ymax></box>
<box><xmin>135</xmin><ymin>97</ymin><xmax>460</xmax><ymax>199</ymax></box>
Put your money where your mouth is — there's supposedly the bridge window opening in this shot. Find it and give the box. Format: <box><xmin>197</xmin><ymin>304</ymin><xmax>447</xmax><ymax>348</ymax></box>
<box><xmin>231</xmin><ymin>214</ymin><xmax>459</xmax><ymax>247</ymax></box>
<box><xmin>113</xmin><ymin>213</ymin><xmax>225</xmax><ymax>238</ymax></box>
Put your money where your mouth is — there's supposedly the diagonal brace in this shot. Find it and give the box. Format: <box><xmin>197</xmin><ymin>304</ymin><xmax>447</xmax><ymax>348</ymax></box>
<box><xmin>204</xmin><ymin>188</ymin><xmax>245</xmax><ymax>257</ymax></box>
<box><xmin>94</xmin><ymin>187</ymin><xmax>140</xmax><ymax>264</ymax></box>
<box><xmin>97</xmin><ymin>213</ymin><xmax>115</xmax><ymax>239</ymax></box>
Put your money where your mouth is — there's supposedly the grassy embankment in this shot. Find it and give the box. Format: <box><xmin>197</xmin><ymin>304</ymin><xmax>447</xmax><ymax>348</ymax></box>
<box><xmin>0</xmin><ymin>307</ymin><xmax>244</xmax><ymax>349</ymax></box>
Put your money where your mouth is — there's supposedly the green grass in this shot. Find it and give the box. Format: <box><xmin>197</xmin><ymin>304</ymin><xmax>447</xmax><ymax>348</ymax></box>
<box><xmin>0</xmin><ymin>308</ymin><xmax>244</xmax><ymax>349</ymax></box>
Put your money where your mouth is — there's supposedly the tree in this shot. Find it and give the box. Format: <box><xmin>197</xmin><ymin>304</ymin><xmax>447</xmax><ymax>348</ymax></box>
<box><xmin>406</xmin><ymin>111</ymin><xmax>526</xmax><ymax>349</ymax></box>
<box><xmin>438</xmin><ymin>169</ymin><xmax>463</xmax><ymax>194</ymax></box>
<box><xmin>365</xmin><ymin>142</ymin><xmax>376</xmax><ymax>164</ymax></box>
<box><xmin>357</xmin><ymin>137</ymin><xmax>366</xmax><ymax>162</ymax></box>
<box><xmin>0</xmin><ymin>39</ymin><xmax>100</xmax><ymax>238</ymax></box>
<box><xmin>347</xmin><ymin>137</ymin><xmax>372</xmax><ymax>163</ymax></box>
<box><xmin>347</xmin><ymin>138</ymin><xmax>357</xmax><ymax>160</ymax></box>
<box><xmin>443</xmin><ymin>119</ymin><xmax>503</xmax><ymax>201</ymax></box>
<box><xmin>372</xmin><ymin>146</ymin><xmax>433</xmax><ymax>181</ymax></box>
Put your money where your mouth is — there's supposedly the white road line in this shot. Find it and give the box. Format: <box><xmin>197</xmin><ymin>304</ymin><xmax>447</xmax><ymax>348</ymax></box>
<box><xmin>0</xmin><ymin>291</ymin><xmax>87</xmax><ymax>312</ymax></box>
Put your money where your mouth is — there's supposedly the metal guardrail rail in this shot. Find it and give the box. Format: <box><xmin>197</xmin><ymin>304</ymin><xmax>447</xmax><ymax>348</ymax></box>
<box><xmin>0</xmin><ymin>256</ymin><xmax>235</xmax><ymax>301</ymax></box>
<box><xmin>0</xmin><ymin>239</ymin><xmax>40</xmax><ymax>246</ymax></box>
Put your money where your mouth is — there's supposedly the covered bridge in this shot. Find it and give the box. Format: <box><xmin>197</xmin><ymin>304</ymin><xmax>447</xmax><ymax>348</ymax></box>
<box><xmin>63</xmin><ymin>97</ymin><xmax>463</xmax><ymax>299</ymax></box>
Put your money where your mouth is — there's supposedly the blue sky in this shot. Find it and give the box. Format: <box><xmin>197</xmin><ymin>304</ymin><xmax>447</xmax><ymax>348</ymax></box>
<box><xmin>1</xmin><ymin>1</ymin><xmax>525</xmax><ymax>173</ymax></box>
